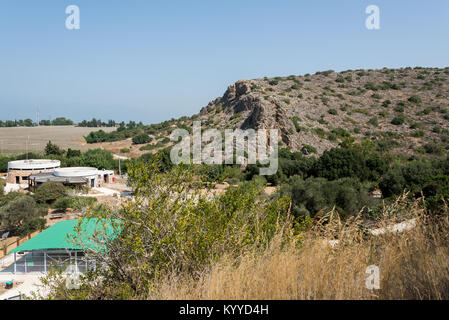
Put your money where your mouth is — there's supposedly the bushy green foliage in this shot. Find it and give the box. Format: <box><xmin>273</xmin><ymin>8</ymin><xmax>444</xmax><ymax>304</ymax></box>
<box><xmin>301</xmin><ymin>145</ymin><xmax>317</xmax><ymax>154</ymax></box>
<box><xmin>45</xmin><ymin>141</ymin><xmax>64</xmax><ymax>156</ymax></box>
<box><xmin>53</xmin><ymin>196</ymin><xmax>97</xmax><ymax>211</ymax></box>
<box><xmin>66</xmin><ymin>148</ymin><xmax>82</xmax><ymax>158</ymax></box>
<box><xmin>0</xmin><ymin>179</ymin><xmax>5</xmax><ymax>195</ymax></box>
<box><xmin>84</xmin><ymin>130</ymin><xmax>109</xmax><ymax>143</ymax></box>
<box><xmin>311</xmin><ymin>141</ymin><xmax>387</xmax><ymax>181</ymax></box>
<box><xmin>197</xmin><ymin>164</ymin><xmax>224</xmax><ymax>182</ymax></box>
<box><xmin>0</xmin><ymin>195</ymin><xmax>46</xmax><ymax>236</ymax></box>
<box><xmin>280</xmin><ymin>176</ymin><xmax>370</xmax><ymax>219</ymax></box>
<box><xmin>84</xmin><ymin>127</ymin><xmax>142</xmax><ymax>143</ymax></box>
<box><xmin>423</xmin><ymin>142</ymin><xmax>443</xmax><ymax>155</ymax></box>
<box><xmin>368</xmin><ymin>117</ymin><xmax>379</xmax><ymax>127</ymax></box>
<box><xmin>34</xmin><ymin>182</ymin><xmax>67</xmax><ymax>204</ymax></box>
<box><xmin>71</xmin><ymin>162</ymin><xmax>292</xmax><ymax>298</ymax></box>
<box><xmin>379</xmin><ymin>161</ymin><xmax>438</xmax><ymax>198</ymax></box>
<box><xmin>391</xmin><ymin>115</ymin><xmax>405</xmax><ymax>125</ymax></box>
<box><xmin>221</xmin><ymin>165</ymin><xmax>244</xmax><ymax>182</ymax></box>
<box><xmin>291</xmin><ymin>116</ymin><xmax>302</xmax><ymax>132</ymax></box>
<box><xmin>67</xmin><ymin>148</ymin><xmax>115</xmax><ymax>169</ymax></box>
<box><xmin>408</xmin><ymin>95</ymin><xmax>422</xmax><ymax>104</ymax></box>
<box><xmin>132</xmin><ymin>134</ymin><xmax>151</xmax><ymax>145</ymax></box>
<box><xmin>52</xmin><ymin>196</ymin><xmax>72</xmax><ymax>211</ymax></box>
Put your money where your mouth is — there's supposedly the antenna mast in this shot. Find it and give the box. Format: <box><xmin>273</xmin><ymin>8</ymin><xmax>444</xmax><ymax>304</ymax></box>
<box><xmin>36</xmin><ymin>105</ymin><xmax>39</xmax><ymax>126</ymax></box>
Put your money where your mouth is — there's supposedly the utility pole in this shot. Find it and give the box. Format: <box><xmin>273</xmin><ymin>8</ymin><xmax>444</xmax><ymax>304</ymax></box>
<box><xmin>26</xmin><ymin>136</ymin><xmax>29</xmax><ymax>160</ymax></box>
<box><xmin>36</xmin><ymin>105</ymin><xmax>39</xmax><ymax>126</ymax></box>
<box><xmin>118</xmin><ymin>149</ymin><xmax>121</xmax><ymax>177</ymax></box>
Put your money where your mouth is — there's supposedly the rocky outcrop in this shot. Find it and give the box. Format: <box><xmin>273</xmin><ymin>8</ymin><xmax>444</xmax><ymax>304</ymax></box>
<box><xmin>196</xmin><ymin>67</ymin><xmax>449</xmax><ymax>155</ymax></box>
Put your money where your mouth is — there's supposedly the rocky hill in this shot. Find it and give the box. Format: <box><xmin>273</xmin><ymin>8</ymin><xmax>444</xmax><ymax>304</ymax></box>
<box><xmin>191</xmin><ymin>67</ymin><xmax>449</xmax><ymax>156</ymax></box>
<box><xmin>91</xmin><ymin>67</ymin><xmax>449</xmax><ymax>158</ymax></box>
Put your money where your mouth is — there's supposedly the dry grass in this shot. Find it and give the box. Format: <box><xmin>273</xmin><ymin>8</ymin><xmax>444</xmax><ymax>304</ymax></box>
<box><xmin>0</xmin><ymin>126</ymin><xmax>115</xmax><ymax>154</ymax></box>
<box><xmin>152</xmin><ymin>197</ymin><xmax>449</xmax><ymax>300</ymax></box>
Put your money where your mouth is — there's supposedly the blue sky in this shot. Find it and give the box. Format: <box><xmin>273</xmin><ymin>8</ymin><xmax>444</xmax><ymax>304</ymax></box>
<box><xmin>0</xmin><ymin>0</ymin><xmax>448</xmax><ymax>124</ymax></box>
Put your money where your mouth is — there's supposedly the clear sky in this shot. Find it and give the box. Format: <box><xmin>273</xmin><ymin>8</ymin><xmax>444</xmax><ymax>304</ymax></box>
<box><xmin>0</xmin><ymin>0</ymin><xmax>448</xmax><ymax>124</ymax></box>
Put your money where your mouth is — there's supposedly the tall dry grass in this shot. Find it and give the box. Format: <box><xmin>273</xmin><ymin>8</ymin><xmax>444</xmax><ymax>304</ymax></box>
<box><xmin>152</xmin><ymin>196</ymin><xmax>449</xmax><ymax>300</ymax></box>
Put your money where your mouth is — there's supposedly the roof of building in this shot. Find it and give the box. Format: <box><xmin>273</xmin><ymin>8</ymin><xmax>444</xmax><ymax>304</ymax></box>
<box><xmin>29</xmin><ymin>168</ymin><xmax>114</xmax><ymax>183</ymax></box>
<box><xmin>54</xmin><ymin>167</ymin><xmax>99</xmax><ymax>177</ymax></box>
<box><xmin>9</xmin><ymin>219</ymin><xmax>120</xmax><ymax>253</ymax></box>
<box><xmin>7</xmin><ymin>159</ymin><xmax>61</xmax><ymax>170</ymax></box>
<box><xmin>28</xmin><ymin>172</ymin><xmax>88</xmax><ymax>184</ymax></box>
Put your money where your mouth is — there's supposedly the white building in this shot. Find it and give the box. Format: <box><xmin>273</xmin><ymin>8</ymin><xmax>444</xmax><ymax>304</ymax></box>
<box><xmin>6</xmin><ymin>159</ymin><xmax>61</xmax><ymax>184</ymax></box>
<box><xmin>29</xmin><ymin>167</ymin><xmax>114</xmax><ymax>190</ymax></box>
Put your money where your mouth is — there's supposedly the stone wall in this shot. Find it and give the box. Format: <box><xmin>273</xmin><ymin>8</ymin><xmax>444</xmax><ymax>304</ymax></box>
<box><xmin>7</xmin><ymin>168</ymin><xmax>57</xmax><ymax>184</ymax></box>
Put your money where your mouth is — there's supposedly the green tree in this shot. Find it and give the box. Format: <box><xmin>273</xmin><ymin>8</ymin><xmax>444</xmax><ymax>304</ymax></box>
<box><xmin>45</xmin><ymin>141</ymin><xmax>64</xmax><ymax>156</ymax></box>
<box><xmin>0</xmin><ymin>195</ymin><xmax>46</xmax><ymax>236</ymax></box>
<box><xmin>280</xmin><ymin>176</ymin><xmax>370</xmax><ymax>219</ymax></box>
<box><xmin>67</xmin><ymin>148</ymin><xmax>82</xmax><ymax>158</ymax></box>
<box><xmin>132</xmin><ymin>133</ymin><xmax>151</xmax><ymax>145</ymax></box>
<box><xmin>34</xmin><ymin>182</ymin><xmax>67</xmax><ymax>204</ymax></box>
<box><xmin>53</xmin><ymin>196</ymin><xmax>73</xmax><ymax>212</ymax></box>
<box><xmin>43</xmin><ymin>159</ymin><xmax>292</xmax><ymax>299</ymax></box>
<box><xmin>70</xmin><ymin>149</ymin><xmax>114</xmax><ymax>169</ymax></box>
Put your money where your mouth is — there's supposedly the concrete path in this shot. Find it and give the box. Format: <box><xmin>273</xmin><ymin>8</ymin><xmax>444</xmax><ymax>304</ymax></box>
<box><xmin>0</xmin><ymin>274</ymin><xmax>46</xmax><ymax>300</ymax></box>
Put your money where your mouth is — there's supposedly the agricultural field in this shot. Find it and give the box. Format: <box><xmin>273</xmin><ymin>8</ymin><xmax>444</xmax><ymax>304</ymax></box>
<box><xmin>0</xmin><ymin>126</ymin><xmax>116</xmax><ymax>155</ymax></box>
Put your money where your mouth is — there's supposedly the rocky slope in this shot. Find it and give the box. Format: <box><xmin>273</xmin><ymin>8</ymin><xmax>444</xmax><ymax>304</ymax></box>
<box><xmin>96</xmin><ymin>67</ymin><xmax>449</xmax><ymax>157</ymax></box>
<box><xmin>192</xmin><ymin>67</ymin><xmax>449</xmax><ymax>155</ymax></box>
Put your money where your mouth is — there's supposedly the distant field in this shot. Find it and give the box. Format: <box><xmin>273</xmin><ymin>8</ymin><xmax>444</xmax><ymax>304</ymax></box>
<box><xmin>0</xmin><ymin>126</ymin><xmax>116</xmax><ymax>155</ymax></box>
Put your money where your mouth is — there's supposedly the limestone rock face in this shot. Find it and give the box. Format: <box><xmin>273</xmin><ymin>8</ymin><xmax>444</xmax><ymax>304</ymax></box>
<box><xmin>196</xmin><ymin>67</ymin><xmax>449</xmax><ymax>155</ymax></box>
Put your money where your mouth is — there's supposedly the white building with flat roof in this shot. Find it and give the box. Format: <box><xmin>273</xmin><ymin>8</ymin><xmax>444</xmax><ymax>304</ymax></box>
<box><xmin>6</xmin><ymin>159</ymin><xmax>61</xmax><ymax>184</ymax></box>
<box><xmin>29</xmin><ymin>167</ymin><xmax>114</xmax><ymax>190</ymax></box>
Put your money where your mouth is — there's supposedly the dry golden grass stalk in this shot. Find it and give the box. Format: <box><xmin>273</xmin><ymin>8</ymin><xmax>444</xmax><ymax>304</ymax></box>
<box><xmin>151</xmin><ymin>197</ymin><xmax>449</xmax><ymax>300</ymax></box>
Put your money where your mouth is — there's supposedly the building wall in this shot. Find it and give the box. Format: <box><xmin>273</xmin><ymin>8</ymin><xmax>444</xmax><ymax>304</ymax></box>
<box><xmin>7</xmin><ymin>168</ymin><xmax>58</xmax><ymax>184</ymax></box>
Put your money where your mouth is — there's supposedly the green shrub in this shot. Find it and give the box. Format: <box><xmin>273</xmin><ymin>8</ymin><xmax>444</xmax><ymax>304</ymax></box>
<box><xmin>301</xmin><ymin>145</ymin><xmax>317</xmax><ymax>154</ymax></box>
<box><xmin>410</xmin><ymin>130</ymin><xmax>425</xmax><ymax>138</ymax></box>
<box><xmin>291</xmin><ymin>117</ymin><xmax>302</xmax><ymax>133</ymax></box>
<box><xmin>364</xmin><ymin>82</ymin><xmax>378</xmax><ymax>91</ymax></box>
<box><xmin>368</xmin><ymin>117</ymin><xmax>379</xmax><ymax>127</ymax></box>
<box><xmin>379</xmin><ymin>161</ymin><xmax>437</xmax><ymax>197</ymax></box>
<box><xmin>391</xmin><ymin>115</ymin><xmax>405</xmax><ymax>125</ymax></box>
<box><xmin>382</xmin><ymin>100</ymin><xmax>391</xmax><ymax>107</ymax></box>
<box><xmin>280</xmin><ymin>176</ymin><xmax>370</xmax><ymax>218</ymax></box>
<box><xmin>423</xmin><ymin>142</ymin><xmax>443</xmax><ymax>155</ymax></box>
<box><xmin>91</xmin><ymin>163</ymin><xmax>292</xmax><ymax>285</ymax></box>
<box><xmin>408</xmin><ymin>95</ymin><xmax>422</xmax><ymax>104</ymax></box>
<box><xmin>0</xmin><ymin>195</ymin><xmax>46</xmax><ymax>236</ymax></box>
<box><xmin>45</xmin><ymin>141</ymin><xmax>64</xmax><ymax>156</ymax></box>
<box><xmin>34</xmin><ymin>182</ymin><xmax>67</xmax><ymax>204</ymax></box>
<box><xmin>132</xmin><ymin>134</ymin><xmax>152</xmax><ymax>145</ymax></box>
<box><xmin>53</xmin><ymin>196</ymin><xmax>73</xmax><ymax>211</ymax></box>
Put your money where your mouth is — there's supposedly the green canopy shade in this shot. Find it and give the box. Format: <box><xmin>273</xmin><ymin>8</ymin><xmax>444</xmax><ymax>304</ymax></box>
<box><xmin>9</xmin><ymin>218</ymin><xmax>120</xmax><ymax>254</ymax></box>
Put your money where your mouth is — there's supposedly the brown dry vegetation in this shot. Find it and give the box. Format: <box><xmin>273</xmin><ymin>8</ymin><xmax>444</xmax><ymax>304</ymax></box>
<box><xmin>0</xmin><ymin>126</ymin><xmax>116</xmax><ymax>154</ymax></box>
<box><xmin>152</xmin><ymin>196</ymin><xmax>449</xmax><ymax>300</ymax></box>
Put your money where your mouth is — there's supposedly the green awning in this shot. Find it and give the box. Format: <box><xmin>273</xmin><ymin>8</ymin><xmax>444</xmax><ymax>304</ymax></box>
<box><xmin>9</xmin><ymin>218</ymin><xmax>120</xmax><ymax>253</ymax></box>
